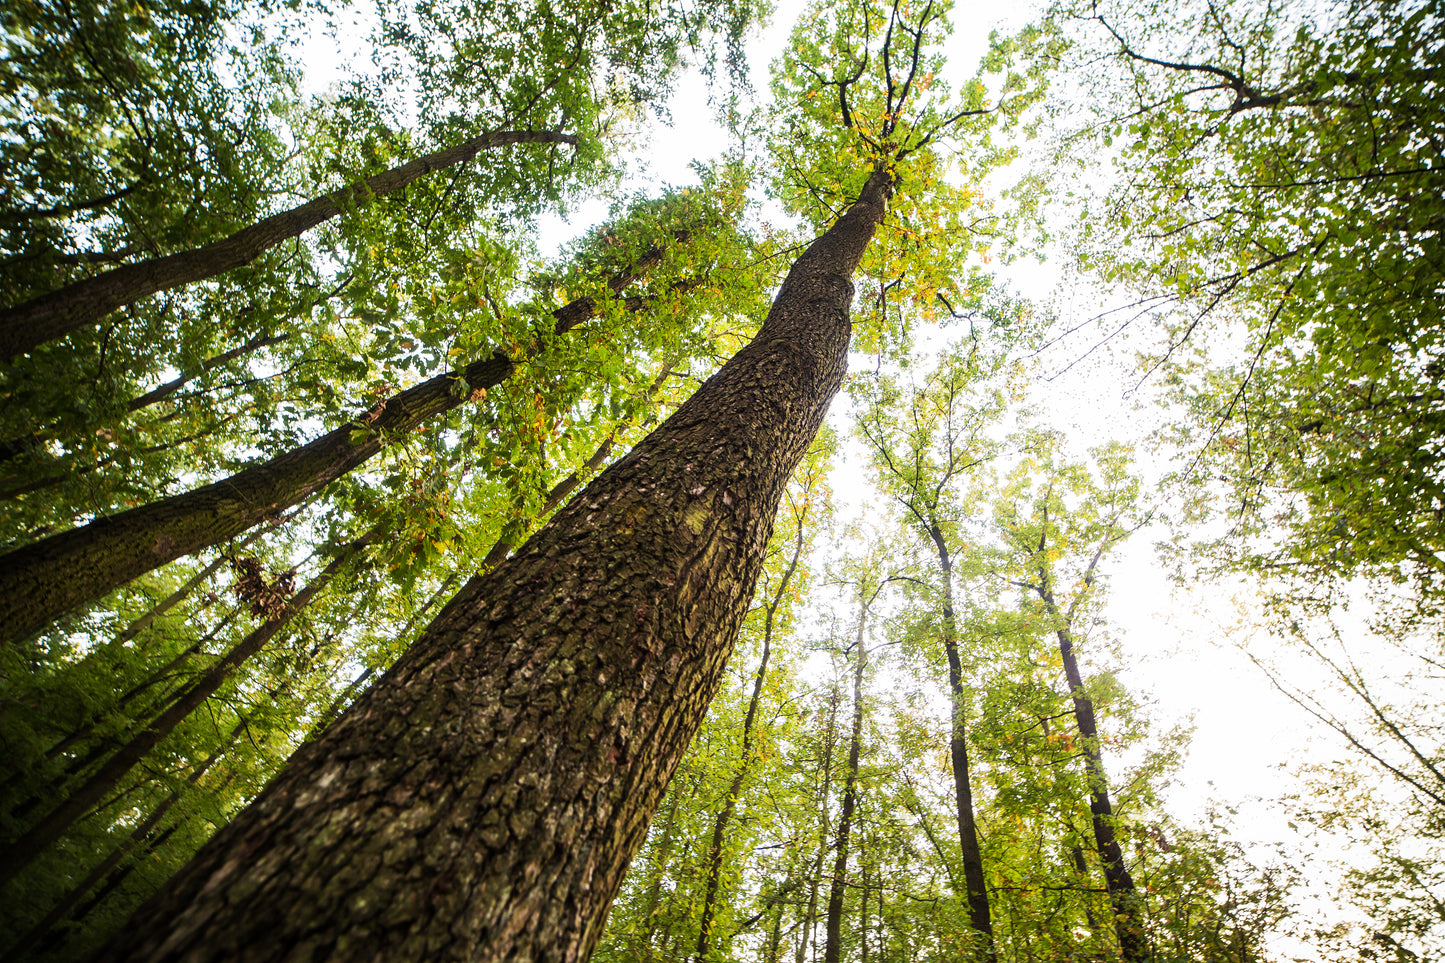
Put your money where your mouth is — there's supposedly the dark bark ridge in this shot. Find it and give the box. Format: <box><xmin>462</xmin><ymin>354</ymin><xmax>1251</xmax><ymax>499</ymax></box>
<box><xmin>0</xmin><ymin>129</ymin><xmax>578</xmax><ymax>359</ymax></box>
<box><xmin>90</xmin><ymin>166</ymin><xmax>893</xmax><ymax>963</ymax></box>
<box><xmin>0</xmin><ymin>244</ymin><xmax>670</xmax><ymax>647</ymax></box>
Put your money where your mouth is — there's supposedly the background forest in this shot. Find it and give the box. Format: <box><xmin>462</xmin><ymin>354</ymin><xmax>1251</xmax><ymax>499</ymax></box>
<box><xmin>0</xmin><ymin>0</ymin><xmax>1440</xmax><ymax>960</ymax></box>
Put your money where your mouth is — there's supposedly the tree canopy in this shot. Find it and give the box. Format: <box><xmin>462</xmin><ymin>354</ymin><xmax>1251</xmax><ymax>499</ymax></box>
<box><xmin>0</xmin><ymin>0</ymin><xmax>1440</xmax><ymax>959</ymax></box>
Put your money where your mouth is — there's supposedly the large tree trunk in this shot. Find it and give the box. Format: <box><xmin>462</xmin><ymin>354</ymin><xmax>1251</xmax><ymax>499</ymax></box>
<box><xmin>88</xmin><ymin>165</ymin><xmax>894</xmax><ymax>963</ymax></box>
<box><xmin>0</xmin><ymin>130</ymin><xmax>577</xmax><ymax>359</ymax></box>
<box><xmin>0</xmin><ymin>254</ymin><xmax>663</xmax><ymax>646</ymax></box>
<box><xmin>927</xmin><ymin>523</ymin><xmax>994</xmax><ymax>952</ymax></box>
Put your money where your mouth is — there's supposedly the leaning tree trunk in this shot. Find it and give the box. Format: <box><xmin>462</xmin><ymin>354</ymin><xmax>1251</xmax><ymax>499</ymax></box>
<box><xmin>0</xmin><ymin>130</ymin><xmax>577</xmax><ymax>359</ymax></box>
<box><xmin>927</xmin><ymin>523</ymin><xmax>995</xmax><ymax>952</ymax></box>
<box><xmin>0</xmin><ymin>248</ymin><xmax>668</xmax><ymax>646</ymax></box>
<box><xmin>1042</xmin><ymin>589</ymin><xmax>1147</xmax><ymax>963</ymax></box>
<box><xmin>89</xmin><ymin>165</ymin><xmax>894</xmax><ymax>963</ymax></box>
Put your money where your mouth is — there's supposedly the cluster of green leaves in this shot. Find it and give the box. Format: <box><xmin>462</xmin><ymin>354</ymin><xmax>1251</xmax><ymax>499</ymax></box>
<box><xmin>1057</xmin><ymin>0</ymin><xmax>1444</xmax><ymax>604</ymax></box>
<box><xmin>766</xmin><ymin>0</ymin><xmax>1060</xmax><ymax>357</ymax></box>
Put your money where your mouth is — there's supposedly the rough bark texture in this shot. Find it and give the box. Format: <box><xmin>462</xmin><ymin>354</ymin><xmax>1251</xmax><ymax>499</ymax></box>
<box><xmin>0</xmin><ymin>130</ymin><xmax>577</xmax><ymax>359</ymax></box>
<box><xmin>0</xmin><ymin>257</ymin><xmax>664</xmax><ymax>647</ymax></box>
<box><xmin>928</xmin><ymin>524</ymin><xmax>995</xmax><ymax>950</ymax></box>
<box><xmin>88</xmin><ymin>166</ymin><xmax>893</xmax><ymax>963</ymax></box>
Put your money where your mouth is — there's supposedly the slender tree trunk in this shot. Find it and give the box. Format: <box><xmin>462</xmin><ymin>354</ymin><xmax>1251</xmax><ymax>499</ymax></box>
<box><xmin>114</xmin><ymin>538</ymin><xmax>255</xmax><ymax>647</ymax></box>
<box><xmin>0</xmin><ymin>253</ymin><xmax>664</xmax><ymax>646</ymax></box>
<box><xmin>0</xmin><ymin>533</ymin><xmax>373</xmax><ymax>886</ymax></box>
<box><xmin>0</xmin><ymin>130</ymin><xmax>578</xmax><ymax>358</ymax></box>
<box><xmin>25</xmin><ymin>603</ymin><xmax>242</xmax><ymax>796</ymax></box>
<box><xmin>126</xmin><ymin>331</ymin><xmax>292</xmax><ymax>413</ymax></box>
<box><xmin>1044</xmin><ymin>595</ymin><xmax>1146</xmax><ymax>963</ymax></box>
<box><xmin>87</xmin><ymin>165</ymin><xmax>893</xmax><ymax>963</ymax></box>
<box><xmin>824</xmin><ymin>599</ymin><xmax>870</xmax><ymax>963</ymax></box>
<box><xmin>926</xmin><ymin>524</ymin><xmax>994</xmax><ymax>950</ymax></box>
<box><xmin>695</xmin><ymin>502</ymin><xmax>808</xmax><ymax>963</ymax></box>
<box><xmin>767</xmin><ymin>905</ymin><xmax>785</xmax><ymax>963</ymax></box>
<box><xmin>3</xmin><ymin>716</ymin><xmax>248</xmax><ymax>959</ymax></box>
<box><xmin>801</xmin><ymin>684</ymin><xmax>841</xmax><ymax>963</ymax></box>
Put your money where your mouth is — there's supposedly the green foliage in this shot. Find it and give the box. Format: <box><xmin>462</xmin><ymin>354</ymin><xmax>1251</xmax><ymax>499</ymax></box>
<box><xmin>1058</xmin><ymin>0</ymin><xmax>1445</xmax><ymax>603</ymax></box>
<box><xmin>767</xmin><ymin>0</ymin><xmax>1058</xmax><ymax>356</ymax></box>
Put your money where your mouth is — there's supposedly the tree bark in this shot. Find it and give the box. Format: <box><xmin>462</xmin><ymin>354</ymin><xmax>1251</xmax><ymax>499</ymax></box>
<box><xmin>87</xmin><ymin>164</ymin><xmax>894</xmax><ymax>963</ymax></box>
<box><xmin>0</xmin><ymin>251</ymin><xmax>664</xmax><ymax>646</ymax></box>
<box><xmin>0</xmin><ymin>130</ymin><xmax>578</xmax><ymax>359</ymax></box>
<box><xmin>0</xmin><ymin>533</ymin><xmax>372</xmax><ymax>887</ymax></box>
<box><xmin>1036</xmin><ymin>568</ymin><xmax>1146</xmax><ymax>963</ymax></box>
<box><xmin>926</xmin><ymin>523</ymin><xmax>994</xmax><ymax>952</ymax></box>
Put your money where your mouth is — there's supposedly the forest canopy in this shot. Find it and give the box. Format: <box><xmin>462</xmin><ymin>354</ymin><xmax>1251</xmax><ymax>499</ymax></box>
<box><xmin>0</xmin><ymin>0</ymin><xmax>1439</xmax><ymax>960</ymax></box>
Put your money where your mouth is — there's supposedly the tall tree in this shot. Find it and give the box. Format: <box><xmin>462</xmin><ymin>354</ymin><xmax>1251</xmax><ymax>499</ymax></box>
<box><xmin>993</xmin><ymin>440</ymin><xmax>1148</xmax><ymax>961</ymax></box>
<box><xmin>82</xmin><ymin>0</ymin><xmax>1048</xmax><ymax>951</ymax></box>
<box><xmin>87</xmin><ymin>152</ymin><xmax>898</xmax><ymax>963</ymax></box>
<box><xmin>823</xmin><ymin>572</ymin><xmax>890</xmax><ymax>963</ymax></box>
<box><xmin>855</xmin><ymin>344</ymin><xmax>1019</xmax><ymax>952</ymax></box>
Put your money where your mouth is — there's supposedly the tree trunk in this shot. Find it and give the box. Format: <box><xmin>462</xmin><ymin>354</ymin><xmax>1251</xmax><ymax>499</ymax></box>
<box><xmin>824</xmin><ymin>596</ymin><xmax>871</xmax><ymax>963</ymax></box>
<box><xmin>800</xmin><ymin>683</ymin><xmax>841</xmax><ymax>963</ymax></box>
<box><xmin>1042</xmin><ymin>591</ymin><xmax>1146</xmax><ymax>963</ymax></box>
<box><xmin>0</xmin><ymin>256</ymin><xmax>663</xmax><ymax>646</ymax></box>
<box><xmin>88</xmin><ymin>165</ymin><xmax>894</xmax><ymax>963</ymax></box>
<box><xmin>0</xmin><ymin>130</ymin><xmax>577</xmax><ymax>359</ymax></box>
<box><xmin>0</xmin><ymin>533</ymin><xmax>373</xmax><ymax>887</ymax></box>
<box><xmin>926</xmin><ymin>524</ymin><xmax>994</xmax><ymax>950</ymax></box>
<box><xmin>695</xmin><ymin>501</ymin><xmax>808</xmax><ymax>962</ymax></box>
